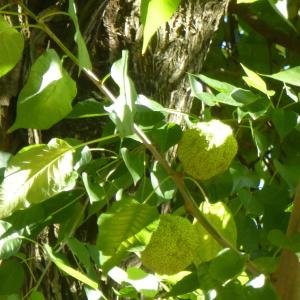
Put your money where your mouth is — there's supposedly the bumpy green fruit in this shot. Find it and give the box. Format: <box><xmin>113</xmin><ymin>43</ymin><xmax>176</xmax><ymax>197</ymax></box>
<box><xmin>141</xmin><ymin>215</ymin><xmax>198</xmax><ymax>275</ymax></box>
<box><xmin>177</xmin><ymin>119</ymin><xmax>238</xmax><ymax>180</ymax></box>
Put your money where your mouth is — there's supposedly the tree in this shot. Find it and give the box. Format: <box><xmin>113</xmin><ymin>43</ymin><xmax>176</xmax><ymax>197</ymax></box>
<box><xmin>0</xmin><ymin>0</ymin><xmax>300</xmax><ymax>299</ymax></box>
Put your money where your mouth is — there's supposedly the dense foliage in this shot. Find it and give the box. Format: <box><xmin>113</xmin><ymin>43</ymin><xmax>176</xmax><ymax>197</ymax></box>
<box><xmin>0</xmin><ymin>0</ymin><xmax>300</xmax><ymax>299</ymax></box>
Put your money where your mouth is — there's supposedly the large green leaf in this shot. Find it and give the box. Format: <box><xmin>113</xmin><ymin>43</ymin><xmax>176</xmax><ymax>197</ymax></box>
<box><xmin>0</xmin><ymin>139</ymin><xmax>76</xmax><ymax>219</ymax></box>
<box><xmin>97</xmin><ymin>200</ymin><xmax>158</xmax><ymax>255</ymax></box>
<box><xmin>9</xmin><ymin>49</ymin><xmax>77</xmax><ymax>132</ymax></box>
<box><xmin>193</xmin><ymin>201</ymin><xmax>237</xmax><ymax>264</ymax></box>
<box><xmin>44</xmin><ymin>244</ymin><xmax>98</xmax><ymax>289</ymax></box>
<box><xmin>68</xmin><ymin>0</ymin><xmax>92</xmax><ymax>70</ymax></box>
<box><xmin>266</xmin><ymin>66</ymin><xmax>300</xmax><ymax>87</ymax></box>
<box><xmin>106</xmin><ymin>51</ymin><xmax>136</xmax><ymax>137</ymax></box>
<box><xmin>141</xmin><ymin>0</ymin><xmax>181</xmax><ymax>54</ymax></box>
<box><xmin>0</xmin><ymin>16</ymin><xmax>24</xmax><ymax>77</ymax></box>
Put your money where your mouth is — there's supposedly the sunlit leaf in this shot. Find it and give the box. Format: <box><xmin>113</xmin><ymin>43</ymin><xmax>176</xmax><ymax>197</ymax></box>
<box><xmin>193</xmin><ymin>201</ymin><xmax>237</xmax><ymax>264</ymax></box>
<box><xmin>0</xmin><ymin>220</ymin><xmax>22</xmax><ymax>259</ymax></box>
<box><xmin>9</xmin><ymin>49</ymin><xmax>77</xmax><ymax>132</ymax></box>
<box><xmin>241</xmin><ymin>64</ymin><xmax>274</xmax><ymax>96</ymax></box>
<box><xmin>0</xmin><ymin>139</ymin><xmax>76</xmax><ymax>219</ymax></box>
<box><xmin>0</xmin><ymin>16</ymin><xmax>24</xmax><ymax>77</ymax></box>
<box><xmin>106</xmin><ymin>51</ymin><xmax>136</xmax><ymax>136</ymax></box>
<box><xmin>141</xmin><ymin>0</ymin><xmax>180</xmax><ymax>54</ymax></box>
<box><xmin>68</xmin><ymin>0</ymin><xmax>92</xmax><ymax>70</ymax></box>
<box><xmin>150</xmin><ymin>161</ymin><xmax>176</xmax><ymax>200</ymax></box>
<box><xmin>97</xmin><ymin>200</ymin><xmax>158</xmax><ymax>255</ymax></box>
<box><xmin>266</xmin><ymin>66</ymin><xmax>300</xmax><ymax>87</ymax></box>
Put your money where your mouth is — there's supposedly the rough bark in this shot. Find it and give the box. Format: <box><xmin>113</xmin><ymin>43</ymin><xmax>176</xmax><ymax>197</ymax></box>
<box><xmin>97</xmin><ymin>0</ymin><xmax>229</xmax><ymax>119</ymax></box>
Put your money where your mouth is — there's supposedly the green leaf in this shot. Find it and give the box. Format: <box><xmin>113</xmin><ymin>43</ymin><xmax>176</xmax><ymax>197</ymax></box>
<box><xmin>150</xmin><ymin>161</ymin><xmax>176</xmax><ymax>200</ymax></box>
<box><xmin>68</xmin><ymin>99</ymin><xmax>106</xmax><ymax>119</ymax></box>
<box><xmin>67</xmin><ymin>237</ymin><xmax>91</xmax><ymax>269</ymax></box>
<box><xmin>141</xmin><ymin>0</ymin><xmax>180</xmax><ymax>54</ymax></box>
<box><xmin>0</xmin><ymin>138</ymin><xmax>76</xmax><ymax>219</ymax></box>
<box><xmin>29</xmin><ymin>291</ymin><xmax>45</xmax><ymax>300</ymax></box>
<box><xmin>237</xmin><ymin>188</ymin><xmax>263</xmax><ymax>216</ymax></box>
<box><xmin>266</xmin><ymin>66</ymin><xmax>300</xmax><ymax>87</ymax></box>
<box><xmin>193</xmin><ymin>74</ymin><xmax>236</xmax><ymax>94</ymax></box>
<box><xmin>97</xmin><ymin>200</ymin><xmax>158</xmax><ymax>255</ymax></box>
<box><xmin>149</xmin><ymin>123</ymin><xmax>182</xmax><ymax>152</ymax></box>
<box><xmin>107</xmin><ymin>51</ymin><xmax>136</xmax><ymax>137</ymax></box>
<box><xmin>190</xmin><ymin>74</ymin><xmax>259</xmax><ymax>107</ymax></box>
<box><xmin>9</xmin><ymin>49</ymin><xmax>77</xmax><ymax>132</ymax></box>
<box><xmin>0</xmin><ymin>221</ymin><xmax>22</xmax><ymax>259</ymax></box>
<box><xmin>68</xmin><ymin>0</ymin><xmax>92</xmax><ymax>70</ymax></box>
<box><xmin>44</xmin><ymin>244</ymin><xmax>98</xmax><ymax>289</ymax></box>
<box><xmin>193</xmin><ymin>201</ymin><xmax>237</xmax><ymax>263</ymax></box>
<box><xmin>0</xmin><ymin>260</ymin><xmax>24</xmax><ymax>295</ymax></box>
<box><xmin>120</xmin><ymin>148</ymin><xmax>144</xmax><ymax>185</ymax></box>
<box><xmin>135</xmin><ymin>95</ymin><xmax>166</xmax><ymax>126</ymax></box>
<box><xmin>241</xmin><ymin>64</ymin><xmax>274</xmax><ymax>96</ymax></box>
<box><xmin>0</xmin><ymin>16</ymin><xmax>24</xmax><ymax>77</ymax></box>
<box><xmin>82</xmin><ymin>172</ymin><xmax>105</xmax><ymax>204</ymax></box>
<box><xmin>274</xmin><ymin>158</ymin><xmax>300</xmax><ymax>190</ymax></box>
<box><xmin>167</xmin><ymin>271</ymin><xmax>200</xmax><ymax>296</ymax></box>
<box><xmin>272</xmin><ymin>109</ymin><xmax>298</xmax><ymax>139</ymax></box>
<box><xmin>209</xmin><ymin>248</ymin><xmax>245</xmax><ymax>283</ymax></box>
<box><xmin>268</xmin><ymin>229</ymin><xmax>289</xmax><ymax>248</ymax></box>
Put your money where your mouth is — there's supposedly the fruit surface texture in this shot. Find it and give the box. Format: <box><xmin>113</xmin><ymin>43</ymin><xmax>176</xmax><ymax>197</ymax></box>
<box><xmin>178</xmin><ymin>120</ymin><xmax>238</xmax><ymax>180</ymax></box>
<box><xmin>141</xmin><ymin>215</ymin><xmax>198</xmax><ymax>275</ymax></box>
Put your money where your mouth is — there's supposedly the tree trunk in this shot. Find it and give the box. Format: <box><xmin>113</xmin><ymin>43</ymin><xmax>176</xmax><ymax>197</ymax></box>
<box><xmin>94</xmin><ymin>0</ymin><xmax>229</xmax><ymax>119</ymax></box>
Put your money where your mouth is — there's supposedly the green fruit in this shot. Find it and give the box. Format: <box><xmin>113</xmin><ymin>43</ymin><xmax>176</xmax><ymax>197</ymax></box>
<box><xmin>177</xmin><ymin>119</ymin><xmax>238</xmax><ymax>180</ymax></box>
<box><xmin>141</xmin><ymin>215</ymin><xmax>198</xmax><ymax>275</ymax></box>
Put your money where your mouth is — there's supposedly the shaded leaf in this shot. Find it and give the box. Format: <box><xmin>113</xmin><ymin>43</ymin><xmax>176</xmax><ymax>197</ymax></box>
<box><xmin>68</xmin><ymin>99</ymin><xmax>106</xmax><ymax>119</ymax></box>
<box><xmin>45</xmin><ymin>244</ymin><xmax>98</xmax><ymax>289</ymax></box>
<box><xmin>209</xmin><ymin>248</ymin><xmax>245</xmax><ymax>282</ymax></box>
<box><xmin>272</xmin><ymin>109</ymin><xmax>298</xmax><ymax>139</ymax></box>
<box><xmin>0</xmin><ymin>260</ymin><xmax>24</xmax><ymax>295</ymax></box>
<box><xmin>29</xmin><ymin>291</ymin><xmax>45</xmax><ymax>300</ymax></box>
